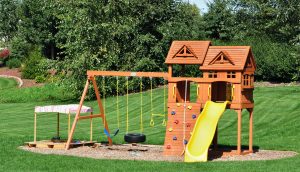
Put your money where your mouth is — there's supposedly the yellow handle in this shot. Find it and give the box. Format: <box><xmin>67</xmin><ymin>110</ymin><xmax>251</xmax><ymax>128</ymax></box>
<box><xmin>231</xmin><ymin>85</ymin><xmax>235</xmax><ymax>100</ymax></box>
<box><xmin>208</xmin><ymin>85</ymin><xmax>211</xmax><ymax>99</ymax></box>
<box><xmin>162</xmin><ymin>119</ymin><xmax>166</xmax><ymax>126</ymax></box>
<box><xmin>196</xmin><ymin>84</ymin><xmax>200</xmax><ymax>96</ymax></box>
<box><xmin>150</xmin><ymin>119</ymin><xmax>154</xmax><ymax>127</ymax></box>
<box><xmin>172</xmin><ymin>85</ymin><xmax>176</xmax><ymax>98</ymax></box>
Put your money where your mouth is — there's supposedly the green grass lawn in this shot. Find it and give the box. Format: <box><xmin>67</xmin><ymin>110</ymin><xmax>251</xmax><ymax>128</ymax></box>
<box><xmin>0</xmin><ymin>77</ymin><xmax>17</xmax><ymax>90</ymax></box>
<box><xmin>0</xmin><ymin>84</ymin><xmax>299</xmax><ymax>171</ymax></box>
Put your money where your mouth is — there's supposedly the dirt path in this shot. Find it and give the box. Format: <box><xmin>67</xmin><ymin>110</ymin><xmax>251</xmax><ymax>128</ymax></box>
<box><xmin>0</xmin><ymin>67</ymin><xmax>43</xmax><ymax>88</ymax></box>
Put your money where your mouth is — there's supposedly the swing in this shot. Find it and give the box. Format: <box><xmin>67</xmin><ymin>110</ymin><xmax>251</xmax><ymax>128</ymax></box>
<box><xmin>102</xmin><ymin>76</ymin><xmax>119</xmax><ymax>138</ymax></box>
<box><xmin>124</xmin><ymin>77</ymin><xmax>146</xmax><ymax>143</ymax></box>
<box><xmin>149</xmin><ymin>78</ymin><xmax>167</xmax><ymax>127</ymax></box>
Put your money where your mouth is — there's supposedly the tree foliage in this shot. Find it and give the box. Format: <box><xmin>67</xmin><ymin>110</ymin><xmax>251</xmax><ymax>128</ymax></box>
<box><xmin>54</xmin><ymin>0</ymin><xmax>204</xmax><ymax>95</ymax></box>
<box><xmin>0</xmin><ymin>0</ymin><xmax>299</xmax><ymax>98</ymax></box>
<box><xmin>0</xmin><ymin>0</ymin><xmax>19</xmax><ymax>42</ymax></box>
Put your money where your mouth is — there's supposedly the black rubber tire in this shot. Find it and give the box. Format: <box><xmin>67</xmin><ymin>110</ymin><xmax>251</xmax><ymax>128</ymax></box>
<box><xmin>124</xmin><ymin>133</ymin><xmax>146</xmax><ymax>143</ymax></box>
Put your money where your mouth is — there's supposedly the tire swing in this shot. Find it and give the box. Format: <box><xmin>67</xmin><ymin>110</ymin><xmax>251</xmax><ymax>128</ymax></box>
<box><xmin>124</xmin><ymin>77</ymin><xmax>146</xmax><ymax>143</ymax></box>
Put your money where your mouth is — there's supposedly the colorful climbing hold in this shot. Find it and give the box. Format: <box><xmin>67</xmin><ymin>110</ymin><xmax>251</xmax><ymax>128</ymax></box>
<box><xmin>173</xmin><ymin>136</ymin><xmax>177</xmax><ymax>140</ymax></box>
<box><xmin>187</xmin><ymin>105</ymin><xmax>192</xmax><ymax>110</ymax></box>
<box><xmin>176</xmin><ymin>103</ymin><xmax>181</xmax><ymax>107</ymax></box>
<box><xmin>192</xmin><ymin>114</ymin><xmax>197</xmax><ymax>119</ymax></box>
<box><xmin>171</xmin><ymin>111</ymin><xmax>176</xmax><ymax>115</ymax></box>
<box><xmin>186</xmin><ymin>123</ymin><xmax>191</xmax><ymax>127</ymax></box>
<box><xmin>174</xmin><ymin>120</ymin><xmax>179</xmax><ymax>124</ymax></box>
<box><xmin>168</xmin><ymin>127</ymin><xmax>173</xmax><ymax>132</ymax></box>
<box><xmin>184</xmin><ymin>140</ymin><xmax>188</xmax><ymax>145</ymax></box>
<box><xmin>167</xmin><ymin>144</ymin><xmax>171</xmax><ymax>149</ymax></box>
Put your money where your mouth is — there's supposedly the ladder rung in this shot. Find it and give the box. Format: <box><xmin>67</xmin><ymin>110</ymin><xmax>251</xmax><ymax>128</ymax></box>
<box><xmin>151</xmin><ymin>114</ymin><xmax>166</xmax><ymax>117</ymax></box>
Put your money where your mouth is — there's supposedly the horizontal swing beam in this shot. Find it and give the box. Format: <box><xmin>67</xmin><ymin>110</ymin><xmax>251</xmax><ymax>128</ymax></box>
<box><xmin>78</xmin><ymin>114</ymin><xmax>102</xmax><ymax>120</ymax></box>
<box><xmin>87</xmin><ymin>70</ymin><xmax>168</xmax><ymax>78</ymax></box>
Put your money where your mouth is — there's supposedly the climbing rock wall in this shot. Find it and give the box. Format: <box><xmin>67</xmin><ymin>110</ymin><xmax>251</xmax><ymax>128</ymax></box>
<box><xmin>163</xmin><ymin>103</ymin><xmax>201</xmax><ymax>156</ymax></box>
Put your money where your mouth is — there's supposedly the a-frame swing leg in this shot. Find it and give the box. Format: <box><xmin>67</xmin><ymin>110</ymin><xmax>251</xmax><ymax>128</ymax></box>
<box><xmin>90</xmin><ymin>76</ymin><xmax>113</xmax><ymax>145</ymax></box>
<box><xmin>65</xmin><ymin>77</ymin><xmax>113</xmax><ymax>150</ymax></box>
<box><xmin>65</xmin><ymin>79</ymin><xmax>90</xmax><ymax>150</ymax></box>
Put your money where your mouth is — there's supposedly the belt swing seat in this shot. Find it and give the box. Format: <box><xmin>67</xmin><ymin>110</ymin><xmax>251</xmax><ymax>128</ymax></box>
<box><xmin>102</xmin><ymin>76</ymin><xmax>120</xmax><ymax>138</ymax></box>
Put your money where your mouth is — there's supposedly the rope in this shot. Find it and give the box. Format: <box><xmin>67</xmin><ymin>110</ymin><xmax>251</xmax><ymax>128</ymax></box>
<box><xmin>116</xmin><ymin>76</ymin><xmax>120</xmax><ymax>128</ymax></box>
<box><xmin>140</xmin><ymin>77</ymin><xmax>143</xmax><ymax>133</ymax></box>
<box><xmin>102</xmin><ymin>76</ymin><xmax>105</xmax><ymax>113</ymax></box>
<box><xmin>150</xmin><ymin>77</ymin><xmax>153</xmax><ymax>115</ymax></box>
<box><xmin>126</xmin><ymin>77</ymin><xmax>129</xmax><ymax>134</ymax></box>
<box><xmin>163</xmin><ymin>79</ymin><xmax>166</xmax><ymax>126</ymax></box>
<box><xmin>183</xmin><ymin>79</ymin><xmax>188</xmax><ymax>149</ymax></box>
<box><xmin>102</xmin><ymin>76</ymin><xmax>106</xmax><ymax>128</ymax></box>
<box><xmin>149</xmin><ymin>77</ymin><xmax>154</xmax><ymax>127</ymax></box>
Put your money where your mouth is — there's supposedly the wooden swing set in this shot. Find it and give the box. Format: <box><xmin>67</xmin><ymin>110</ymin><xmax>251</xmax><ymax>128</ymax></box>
<box><xmin>29</xmin><ymin>40</ymin><xmax>255</xmax><ymax>161</ymax></box>
<box><xmin>65</xmin><ymin>71</ymin><xmax>168</xmax><ymax>149</ymax></box>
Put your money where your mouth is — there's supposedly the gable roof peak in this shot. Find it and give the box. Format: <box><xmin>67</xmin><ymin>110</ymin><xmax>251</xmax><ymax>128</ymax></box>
<box><xmin>208</xmin><ymin>50</ymin><xmax>235</xmax><ymax>65</ymax></box>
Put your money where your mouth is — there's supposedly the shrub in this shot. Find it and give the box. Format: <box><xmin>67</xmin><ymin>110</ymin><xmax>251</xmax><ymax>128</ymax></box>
<box><xmin>6</xmin><ymin>58</ymin><xmax>21</xmax><ymax>69</ymax></box>
<box><xmin>21</xmin><ymin>47</ymin><xmax>48</xmax><ymax>79</ymax></box>
<box><xmin>0</xmin><ymin>48</ymin><xmax>10</xmax><ymax>59</ymax></box>
<box><xmin>35</xmin><ymin>75</ymin><xmax>46</xmax><ymax>83</ymax></box>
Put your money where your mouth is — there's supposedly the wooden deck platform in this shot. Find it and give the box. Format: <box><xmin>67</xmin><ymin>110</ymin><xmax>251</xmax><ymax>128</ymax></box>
<box><xmin>25</xmin><ymin>140</ymin><xmax>96</xmax><ymax>149</ymax></box>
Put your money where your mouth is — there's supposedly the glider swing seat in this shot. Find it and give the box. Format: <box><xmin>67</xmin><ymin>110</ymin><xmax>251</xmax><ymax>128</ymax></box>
<box><xmin>65</xmin><ymin>70</ymin><xmax>168</xmax><ymax>150</ymax></box>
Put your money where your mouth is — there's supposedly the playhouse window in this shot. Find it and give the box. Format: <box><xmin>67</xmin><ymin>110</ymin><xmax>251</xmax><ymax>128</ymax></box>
<box><xmin>227</xmin><ymin>72</ymin><xmax>236</xmax><ymax>78</ymax></box>
<box><xmin>208</xmin><ymin>71</ymin><xmax>217</xmax><ymax>78</ymax></box>
<box><xmin>243</xmin><ymin>74</ymin><xmax>250</xmax><ymax>86</ymax></box>
<box><xmin>250</xmin><ymin>75</ymin><xmax>254</xmax><ymax>86</ymax></box>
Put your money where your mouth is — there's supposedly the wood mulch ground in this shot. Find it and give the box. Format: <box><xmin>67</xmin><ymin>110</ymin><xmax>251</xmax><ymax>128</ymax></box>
<box><xmin>0</xmin><ymin>67</ymin><xmax>43</xmax><ymax>88</ymax></box>
<box><xmin>20</xmin><ymin>144</ymin><xmax>298</xmax><ymax>162</ymax></box>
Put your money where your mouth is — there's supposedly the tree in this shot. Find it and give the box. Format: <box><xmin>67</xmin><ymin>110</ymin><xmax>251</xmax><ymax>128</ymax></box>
<box><xmin>0</xmin><ymin>0</ymin><xmax>19</xmax><ymax>42</ymax></box>
<box><xmin>230</xmin><ymin>0</ymin><xmax>300</xmax><ymax>44</ymax></box>
<box><xmin>17</xmin><ymin>0</ymin><xmax>59</xmax><ymax>59</ymax></box>
<box><xmin>203</xmin><ymin>0</ymin><xmax>235</xmax><ymax>40</ymax></box>
<box><xmin>54</xmin><ymin>0</ymin><xmax>205</xmax><ymax>96</ymax></box>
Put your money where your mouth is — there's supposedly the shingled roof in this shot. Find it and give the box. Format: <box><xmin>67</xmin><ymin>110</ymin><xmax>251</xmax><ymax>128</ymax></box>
<box><xmin>200</xmin><ymin>46</ymin><xmax>256</xmax><ymax>71</ymax></box>
<box><xmin>165</xmin><ymin>41</ymin><xmax>211</xmax><ymax>65</ymax></box>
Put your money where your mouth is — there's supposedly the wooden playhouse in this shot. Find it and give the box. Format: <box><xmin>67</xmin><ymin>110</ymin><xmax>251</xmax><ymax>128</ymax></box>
<box><xmin>163</xmin><ymin>41</ymin><xmax>255</xmax><ymax>156</ymax></box>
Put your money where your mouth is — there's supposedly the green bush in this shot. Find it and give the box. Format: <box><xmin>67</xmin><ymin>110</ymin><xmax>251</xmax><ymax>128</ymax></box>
<box><xmin>10</xmin><ymin>36</ymin><xmax>32</xmax><ymax>59</ymax></box>
<box><xmin>35</xmin><ymin>75</ymin><xmax>46</xmax><ymax>83</ymax></box>
<box><xmin>6</xmin><ymin>58</ymin><xmax>21</xmax><ymax>69</ymax></box>
<box><xmin>21</xmin><ymin>47</ymin><xmax>48</xmax><ymax>79</ymax></box>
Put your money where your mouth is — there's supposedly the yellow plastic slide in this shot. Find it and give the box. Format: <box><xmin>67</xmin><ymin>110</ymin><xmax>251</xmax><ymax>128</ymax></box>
<box><xmin>184</xmin><ymin>101</ymin><xmax>228</xmax><ymax>162</ymax></box>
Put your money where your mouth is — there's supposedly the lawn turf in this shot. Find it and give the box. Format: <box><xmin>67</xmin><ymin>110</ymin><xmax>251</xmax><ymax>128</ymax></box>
<box><xmin>0</xmin><ymin>77</ymin><xmax>17</xmax><ymax>90</ymax></box>
<box><xmin>0</xmin><ymin>85</ymin><xmax>299</xmax><ymax>171</ymax></box>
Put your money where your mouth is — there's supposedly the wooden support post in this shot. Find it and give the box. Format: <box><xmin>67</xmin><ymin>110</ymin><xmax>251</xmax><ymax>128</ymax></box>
<box><xmin>65</xmin><ymin>79</ymin><xmax>90</xmax><ymax>150</ymax></box>
<box><xmin>90</xmin><ymin>76</ymin><xmax>113</xmax><ymax>145</ymax></box>
<box><xmin>248</xmin><ymin>108</ymin><xmax>253</xmax><ymax>153</ymax></box>
<box><xmin>57</xmin><ymin>113</ymin><xmax>60</xmax><ymax>137</ymax></box>
<box><xmin>90</xmin><ymin>112</ymin><xmax>93</xmax><ymax>142</ymax></box>
<box><xmin>213</xmin><ymin>125</ymin><xmax>218</xmax><ymax>150</ymax></box>
<box><xmin>34</xmin><ymin>112</ymin><xmax>37</xmax><ymax>143</ymax></box>
<box><xmin>68</xmin><ymin>112</ymin><xmax>70</xmax><ymax>137</ymax></box>
<box><xmin>236</xmin><ymin>109</ymin><xmax>242</xmax><ymax>154</ymax></box>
